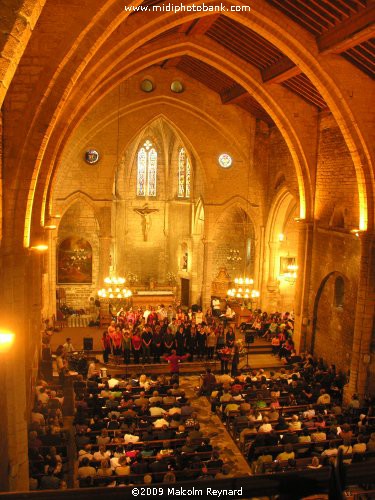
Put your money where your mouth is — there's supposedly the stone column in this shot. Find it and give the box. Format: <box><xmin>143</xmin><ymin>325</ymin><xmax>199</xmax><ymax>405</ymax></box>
<box><xmin>190</xmin><ymin>234</ymin><xmax>203</xmax><ymax>305</ymax></box>
<box><xmin>98</xmin><ymin>235</ymin><xmax>112</xmax><ymax>284</ymax></box>
<box><xmin>345</xmin><ymin>232</ymin><xmax>375</xmax><ymax>401</ymax></box>
<box><xmin>265</xmin><ymin>240</ymin><xmax>281</xmax><ymax>310</ymax></box>
<box><xmin>294</xmin><ymin>221</ymin><xmax>314</xmax><ymax>353</ymax></box>
<box><xmin>0</xmin><ymin>249</ymin><xmax>32</xmax><ymax>491</ymax></box>
<box><xmin>255</xmin><ymin>226</ymin><xmax>264</xmax><ymax>307</ymax></box>
<box><xmin>201</xmin><ymin>239</ymin><xmax>215</xmax><ymax>311</ymax></box>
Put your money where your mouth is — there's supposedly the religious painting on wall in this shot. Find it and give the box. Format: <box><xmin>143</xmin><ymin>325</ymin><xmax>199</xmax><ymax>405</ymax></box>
<box><xmin>57</xmin><ymin>237</ymin><xmax>92</xmax><ymax>284</ymax></box>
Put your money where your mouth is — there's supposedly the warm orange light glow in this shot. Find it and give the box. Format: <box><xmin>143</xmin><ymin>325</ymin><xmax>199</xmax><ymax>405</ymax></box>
<box><xmin>29</xmin><ymin>244</ymin><xmax>49</xmax><ymax>251</ymax></box>
<box><xmin>0</xmin><ymin>331</ymin><xmax>15</xmax><ymax>353</ymax></box>
<box><xmin>44</xmin><ymin>225</ymin><xmax>57</xmax><ymax>230</ymax></box>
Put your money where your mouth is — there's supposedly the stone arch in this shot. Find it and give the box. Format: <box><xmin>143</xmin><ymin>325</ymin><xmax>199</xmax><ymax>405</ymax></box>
<box><xmin>193</xmin><ymin>197</ymin><xmax>205</xmax><ymax>236</ymax></box>
<box><xmin>311</xmin><ymin>271</ymin><xmax>355</xmax><ymax>373</ymax></box>
<box><xmin>54</xmin><ymin>191</ymin><xmax>103</xmax><ymax>233</ymax></box>
<box><xmin>263</xmin><ymin>187</ymin><xmax>298</xmax><ymax>311</ymax></box>
<box><xmin>212</xmin><ymin>196</ymin><xmax>260</xmax><ymax>242</ymax></box>
<box><xmin>26</xmin><ymin>39</ymin><xmax>313</xmax><ymax>248</ymax></box>
<box><xmin>14</xmin><ymin>3</ymin><xmax>373</xmax><ymax>250</ymax></box>
<box><xmin>212</xmin><ymin>199</ymin><xmax>257</xmax><ymax>283</ymax></box>
<box><xmin>0</xmin><ymin>0</ymin><xmax>45</xmax><ymax>106</ymax></box>
<box><xmin>113</xmin><ymin>112</ymin><xmax>202</xmax><ymax>201</ymax></box>
<box><xmin>47</xmin><ymin>37</ymin><xmax>312</xmax><ymax>222</ymax></box>
<box><xmin>265</xmin><ymin>188</ymin><xmax>298</xmax><ymax>248</ymax></box>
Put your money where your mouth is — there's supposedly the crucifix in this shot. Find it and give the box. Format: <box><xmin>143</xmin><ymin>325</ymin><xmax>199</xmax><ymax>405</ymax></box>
<box><xmin>133</xmin><ymin>204</ymin><xmax>159</xmax><ymax>241</ymax></box>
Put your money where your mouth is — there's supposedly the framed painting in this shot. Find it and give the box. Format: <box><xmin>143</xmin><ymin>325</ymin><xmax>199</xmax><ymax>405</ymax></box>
<box><xmin>280</xmin><ymin>256</ymin><xmax>296</xmax><ymax>275</ymax></box>
<box><xmin>57</xmin><ymin>237</ymin><xmax>92</xmax><ymax>284</ymax></box>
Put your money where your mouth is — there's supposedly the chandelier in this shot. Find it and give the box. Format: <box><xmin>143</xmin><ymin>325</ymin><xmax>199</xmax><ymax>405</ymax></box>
<box><xmin>98</xmin><ymin>276</ymin><xmax>132</xmax><ymax>300</ymax></box>
<box><xmin>227</xmin><ymin>287</ymin><xmax>260</xmax><ymax>300</ymax></box>
<box><xmin>227</xmin><ymin>249</ymin><xmax>242</xmax><ymax>262</ymax></box>
<box><xmin>227</xmin><ymin>276</ymin><xmax>260</xmax><ymax>302</ymax></box>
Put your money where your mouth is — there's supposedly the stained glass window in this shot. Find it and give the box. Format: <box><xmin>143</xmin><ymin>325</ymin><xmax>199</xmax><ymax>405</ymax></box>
<box><xmin>148</xmin><ymin>148</ymin><xmax>157</xmax><ymax>196</ymax></box>
<box><xmin>137</xmin><ymin>147</ymin><xmax>147</xmax><ymax>196</ymax></box>
<box><xmin>178</xmin><ymin>147</ymin><xmax>191</xmax><ymax>198</ymax></box>
<box><xmin>137</xmin><ymin>140</ymin><xmax>157</xmax><ymax>196</ymax></box>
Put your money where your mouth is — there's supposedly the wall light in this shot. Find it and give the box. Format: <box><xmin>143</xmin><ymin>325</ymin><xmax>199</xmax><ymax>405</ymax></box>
<box><xmin>278</xmin><ymin>233</ymin><xmax>285</xmax><ymax>242</ymax></box>
<box><xmin>350</xmin><ymin>229</ymin><xmax>364</xmax><ymax>238</ymax></box>
<box><xmin>29</xmin><ymin>244</ymin><xmax>49</xmax><ymax>251</ymax></box>
<box><xmin>0</xmin><ymin>331</ymin><xmax>15</xmax><ymax>353</ymax></box>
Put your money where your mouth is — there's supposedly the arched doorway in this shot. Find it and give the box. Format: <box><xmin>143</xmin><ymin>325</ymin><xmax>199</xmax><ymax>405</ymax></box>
<box><xmin>311</xmin><ymin>272</ymin><xmax>356</xmax><ymax>374</ymax></box>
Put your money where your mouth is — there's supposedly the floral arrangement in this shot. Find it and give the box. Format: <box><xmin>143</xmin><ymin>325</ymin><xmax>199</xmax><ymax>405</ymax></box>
<box><xmin>166</xmin><ymin>271</ymin><xmax>177</xmax><ymax>284</ymax></box>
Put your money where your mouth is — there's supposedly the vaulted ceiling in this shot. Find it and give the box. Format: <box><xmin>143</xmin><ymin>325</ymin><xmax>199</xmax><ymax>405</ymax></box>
<box><xmin>137</xmin><ymin>0</ymin><xmax>374</xmax><ymax>123</ymax></box>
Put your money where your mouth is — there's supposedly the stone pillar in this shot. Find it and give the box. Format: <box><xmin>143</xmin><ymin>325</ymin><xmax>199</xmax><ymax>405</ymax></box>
<box><xmin>190</xmin><ymin>234</ymin><xmax>203</xmax><ymax>305</ymax></box>
<box><xmin>265</xmin><ymin>240</ymin><xmax>281</xmax><ymax>310</ymax></box>
<box><xmin>201</xmin><ymin>239</ymin><xmax>215</xmax><ymax>311</ymax></box>
<box><xmin>294</xmin><ymin>221</ymin><xmax>314</xmax><ymax>353</ymax></box>
<box><xmin>0</xmin><ymin>249</ymin><xmax>32</xmax><ymax>492</ymax></box>
<box><xmin>98</xmin><ymin>235</ymin><xmax>112</xmax><ymax>284</ymax></box>
<box><xmin>345</xmin><ymin>232</ymin><xmax>375</xmax><ymax>402</ymax></box>
<box><xmin>255</xmin><ymin>226</ymin><xmax>264</xmax><ymax>304</ymax></box>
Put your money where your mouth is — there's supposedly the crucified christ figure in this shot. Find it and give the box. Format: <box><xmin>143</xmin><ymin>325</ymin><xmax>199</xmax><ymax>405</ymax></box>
<box><xmin>133</xmin><ymin>204</ymin><xmax>159</xmax><ymax>241</ymax></box>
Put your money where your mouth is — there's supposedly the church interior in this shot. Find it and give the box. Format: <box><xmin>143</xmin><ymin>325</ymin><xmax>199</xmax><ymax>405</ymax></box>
<box><xmin>0</xmin><ymin>0</ymin><xmax>374</xmax><ymax>497</ymax></box>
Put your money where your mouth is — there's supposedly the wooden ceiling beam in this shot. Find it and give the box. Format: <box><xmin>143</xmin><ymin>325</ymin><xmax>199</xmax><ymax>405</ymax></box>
<box><xmin>318</xmin><ymin>3</ymin><xmax>375</xmax><ymax>53</ymax></box>
<box><xmin>283</xmin><ymin>80</ymin><xmax>327</xmax><ymax>108</ymax></box>
<box><xmin>262</xmin><ymin>56</ymin><xmax>302</xmax><ymax>84</ymax></box>
<box><xmin>328</xmin><ymin>0</ymin><xmax>351</xmax><ymax>18</ymax></box>
<box><xmin>307</xmin><ymin>0</ymin><xmax>343</xmax><ymax>22</ymax></box>
<box><xmin>207</xmin><ymin>24</ymin><xmax>279</xmax><ymax>66</ymax></box>
<box><xmin>345</xmin><ymin>47</ymin><xmax>375</xmax><ymax>71</ymax></box>
<box><xmin>177</xmin><ymin>21</ymin><xmax>194</xmax><ymax>34</ymax></box>
<box><xmin>220</xmin><ymin>84</ymin><xmax>248</xmax><ymax>104</ymax></box>
<box><xmin>277</xmin><ymin>0</ymin><xmax>332</xmax><ymax>29</ymax></box>
<box><xmin>161</xmin><ymin>57</ymin><xmax>182</xmax><ymax>69</ymax></box>
<box><xmin>206</xmin><ymin>30</ymin><xmax>272</xmax><ymax>68</ymax></box>
<box><xmin>334</xmin><ymin>0</ymin><xmax>358</xmax><ymax>13</ymax></box>
<box><xmin>186</xmin><ymin>15</ymin><xmax>220</xmax><ymax>35</ymax></box>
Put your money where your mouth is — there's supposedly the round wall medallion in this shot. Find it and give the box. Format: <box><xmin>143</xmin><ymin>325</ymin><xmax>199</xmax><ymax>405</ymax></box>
<box><xmin>140</xmin><ymin>79</ymin><xmax>154</xmax><ymax>92</ymax></box>
<box><xmin>170</xmin><ymin>80</ymin><xmax>184</xmax><ymax>93</ymax></box>
<box><xmin>218</xmin><ymin>153</ymin><xmax>232</xmax><ymax>168</ymax></box>
<box><xmin>85</xmin><ymin>149</ymin><xmax>100</xmax><ymax>164</ymax></box>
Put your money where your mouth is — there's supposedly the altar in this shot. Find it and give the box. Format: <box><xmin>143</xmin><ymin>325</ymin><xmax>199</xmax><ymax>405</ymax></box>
<box><xmin>131</xmin><ymin>286</ymin><xmax>176</xmax><ymax>307</ymax></box>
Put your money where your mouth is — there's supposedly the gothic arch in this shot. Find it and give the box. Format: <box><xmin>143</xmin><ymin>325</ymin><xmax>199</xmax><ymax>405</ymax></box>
<box><xmin>54</xmin><ymin>191</ymin><xmax>102</xmax><ymax>232</ymax></box>
<box><xmin>265</xmin><ymin>188</ymin><xmax>298</xmax><ymax>247</ymax></box>
<box><xmin>311</xmin><ymin>271</ymin><xmax>355</xmax><ymax>372</ymax></box>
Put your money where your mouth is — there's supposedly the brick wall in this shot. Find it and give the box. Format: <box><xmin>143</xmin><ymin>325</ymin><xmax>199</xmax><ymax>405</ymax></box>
<box><xmin>315</xmin><ymin>114</ymin><xmax>359</xmax><ymax>229</ymax></box>
<box><xmin>313</xmin><ymin>272</ymin><xmax>356</xmax><ymax>374</ymax></box>
<box><xmin>307</xmin><ymin>230</ymin><xmax>360</xmax><ymax>372</ymax></box>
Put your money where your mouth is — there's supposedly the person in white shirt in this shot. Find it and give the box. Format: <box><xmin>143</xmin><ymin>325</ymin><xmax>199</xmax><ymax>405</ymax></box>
<box><xmin>108</xmin><ymin>376</ymin><xmax>120</xmax><ymax>389</ymax></box>
<box><xmin>93</xmin><ymin>445</ymin><xmax>111</xmax><ymax>462</ymax></box>
<box><xmin>212</xmin><ymin>298</ymin><xmax>221</xmax><ymax>317</ymax></box>
<box><xmin>149</xmin><ymin>405</ymin><xmax>166</xmax><ymax>417</ymax></box>
<box><xmin>143</xmin><ymin>306</ymin><xmax>151</xmax><ymax>323</ymax></box>
<box><xmin>195</xmin><ymin>309</ymin><xmax>204</xmax><ymax>324</ymax></box>
<box><xmin>124</xmin><ymin>433</ymin><xmax>139</xmax><ymax>444</ymax></box>
<box><xmin>63</xmin><ymin>338</ymin><xmax>75</xmax><ymax>354</ymax></box>
<box><xmin>87</xmin><ymin>359</ymin><xmax>100</xmax><ymax>379</ymax></box>
<box><xmin>258</xmin><ymin>417</ymin><xmax>272</xmax><ymax>433</ymax></box>
<box><xmin>78</xmin><ymin>445</ymin><xmax>94</xmax><ymax>463</ymax></box>
<box><xmin>153</xmin><ymin>418</ymin><xmax>169</xmax><ymax>428</ymax></box>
